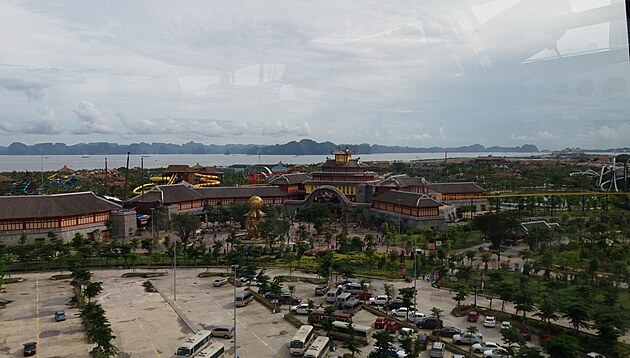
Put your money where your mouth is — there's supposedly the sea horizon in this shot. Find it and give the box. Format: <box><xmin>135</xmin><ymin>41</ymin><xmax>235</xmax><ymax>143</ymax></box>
<box><xmin>0</xmin><ymin>152</ymin><xmax>564</xmax><ymax>172</ymax></box>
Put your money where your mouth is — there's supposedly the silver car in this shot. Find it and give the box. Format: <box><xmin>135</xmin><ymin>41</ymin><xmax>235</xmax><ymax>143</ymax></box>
<box><xmin>211</xmin><ymin>325</ymin><xmax>234</xmax><ymax>338</ymax></box>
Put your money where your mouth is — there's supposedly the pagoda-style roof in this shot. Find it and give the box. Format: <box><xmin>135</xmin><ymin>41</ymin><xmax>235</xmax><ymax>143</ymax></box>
<box><xmin>58</xmin><ymin>165</ymin><xmax>74</xmax><ymax>173</ymax></box>
<box><xmin>267</xmin><ymin>173</ymin><xmax>311</xmax><ymax>185</ymax></box>
<box><xmin>376</xmin><ymin>174</ymin><xmax>428</xmax><ymax>188</ymax></box>
<box><xmin>0</xmin><ymin>192</ymin><xmax>120</xmax><ymax>220</ymax></box>
<box><xmin>372</xmin><ymin>190</ymin><xmax>442</xmax><ymax>208</ymax></box>
<box><xmin>194</xmin><ymin>186</ymin><xmax>289</xmax><ymax>200</ymax></box>
<box><xmin>165</xmin><ymin>164</ymin><xmax>195</xmax><ymax>173</ymax></box>
<box><xmin>428</xmin><ymin>182</ymin><xmax>485</xmax><ymax>194</ymax></box>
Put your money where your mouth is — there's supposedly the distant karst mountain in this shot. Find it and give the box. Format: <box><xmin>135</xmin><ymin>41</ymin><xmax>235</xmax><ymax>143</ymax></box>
<box><xmin>0</xmin><ymin>139</ymin><xmax>540</xmax><ymax>155</ymax></box>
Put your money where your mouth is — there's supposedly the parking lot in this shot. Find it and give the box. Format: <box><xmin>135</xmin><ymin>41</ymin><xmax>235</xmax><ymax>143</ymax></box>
<box><xmin>1</xmin><ymin>268</ymin><xmax>535</xmax><ymax>358</ymax></box>
<box><xmin>0</xmin><ymin>273</ymin><xmax>91</xmax><ymax>357</ymax></box>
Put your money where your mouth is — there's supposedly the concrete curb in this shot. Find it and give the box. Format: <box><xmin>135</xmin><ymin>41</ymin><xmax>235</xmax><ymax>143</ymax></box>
<box><xmin>149</xmin><ymin>279</ymin><xmax>200</xmax><ymax>334</ymax></box>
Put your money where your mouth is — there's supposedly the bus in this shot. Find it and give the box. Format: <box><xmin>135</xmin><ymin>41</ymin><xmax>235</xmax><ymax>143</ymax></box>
<box><xmin>289</xmin><ymin>325</ymin><xmax>315</xmax><ymax>356</ymax></box>
<box><xmin>341</xmin><ymin>298</ymin><xmax>362</xmax><ymax>315</ymax></box>
<box><xmin>303</xmin><ymin>336</ymin><xmax>330</xmax><ymax>358</ymax></box>
<box><xmin>329</xmin><ymin>321</ymin><xmax>373</xmax><ymax>345</ymax></box>
<box><xmin>307</xmin><ymin>310</ymin><xmax>352</xmax><ymax>327</ymax></box>
<box><xmin>175</xmin><ymin>330</ymin><xmax>213</xmax><ymax>357</ymax></box>
<box><xmin>197</xmin><ymin>342</ymin><xmax>225</xmax><ymax>358</ymax></box>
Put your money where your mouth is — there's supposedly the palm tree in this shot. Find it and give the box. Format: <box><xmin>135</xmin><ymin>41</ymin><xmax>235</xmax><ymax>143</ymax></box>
<box><xmin>341</xmin><ymin>323</ymin><xmax>362</xmax><ymax>357</ymax></box>
<box><xmin>465</xmin><ymin>326</ymin><xmax>479</xmax><ymax>356</ymax></box>
<box><xmin>533</xmin><ymin>295</ymin><xmax>559</xmax><ymax>333</ymax></box>
<box><xmin>84</xmin><ymin>281</ymin><xmax>103</xmax><ymax>303</ymax></box>
<box><xmin>561</xmin><ymin>299</ymin><xmax>591</xmax><ymax>334</ymax></box>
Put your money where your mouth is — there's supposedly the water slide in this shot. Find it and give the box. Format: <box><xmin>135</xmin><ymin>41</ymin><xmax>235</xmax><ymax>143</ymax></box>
<box><xmin>194</xmin><ymin>173</ymin><xmax>220</xmax><ymax>187</ymax></box>
<box><xmin>132</xmin><ymin>175</ymin><xmax>177</xmax><ymax>195</ymax></box>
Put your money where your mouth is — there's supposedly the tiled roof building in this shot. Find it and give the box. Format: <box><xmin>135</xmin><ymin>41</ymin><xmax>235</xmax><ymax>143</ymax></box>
<box><xmin>0</xmin><ymin>192</ymin><xmax>122</xmax><ymax>244</ymax></box>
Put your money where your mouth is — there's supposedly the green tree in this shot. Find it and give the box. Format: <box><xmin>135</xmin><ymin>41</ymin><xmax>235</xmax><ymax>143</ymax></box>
<box><xmin>533</xmin><ymin>295</ymin><xmax>559</xmax><ymax>333</ymax></box>
<box><xmin>372</xmin><ymin>330</ymin><xmax>395</xmax><ymax>357</ymax></box>
<box><xmin>592</xmin><ymin>306</ymin><xmax>630</xmax><ymax>349</ymax></box>
<box><xmin>465</xmin><ymin>326</ymin><xmax>479</xmax><ymax>356</ymax></box>
<box><xmin>398</xmin><ymin>287</ymin><xmax>415</xmax><ymax>309</ymax></box>
<box><xmin>84</xmin><ymin>281</ymin><xmax>103</xmax><ymax>303</ymax></box>
<box><xmin>501</xmin><ymin>326</ymin><xmax>526</xmax><ymax>354</ymax></box>
<box><xmin>171</xmin><ymin>214</ymin><xmax>201</xmax><ymax>251</ymax></box>
<box><xmin>542</xmin><ymin>334</ymin><xmax>581</xmax><ymax>358</ymax></box>
<box><xmin>340</xmin><ymin>323</ymin><xmax>362</xmax><ymax>358</ymax></box>
<box><xmin>514</xmin><ymin>346</ymin><xmax>544</xmax><ymax>358</ymax></box>
<box><xmin>561</xmin><ymin>299</ymin><xmax>591</xmax><ymax>334</ymax></box>
<box><xmin>430</xmin><ymin>307</ymin><xmax>443</xmax><ymax>321</ymax></box>
<box><xmin>452</xmin><ymin>284</ymin><xmax>468</xmax><ymax>307</ymax></box>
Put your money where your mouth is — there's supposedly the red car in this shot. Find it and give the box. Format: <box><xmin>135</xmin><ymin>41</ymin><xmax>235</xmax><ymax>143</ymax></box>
<box><xmin>386</xmin><ymin>320</ymin><xmax>400</xmax><ymax>333</ymax></box>
<box><xmin>467</xmin><ymin>310</ymin><xmax>479</xmax><ymax>322</ymax></box>
<box><xmin>357</xmin><ymin>292</ymin><xmax>374</xmax><ymax>300</ymax></box>
<box><xmin>374</xmin><ymin>316</ymin><xmax>388</xmax><ymax>329</ymax></box>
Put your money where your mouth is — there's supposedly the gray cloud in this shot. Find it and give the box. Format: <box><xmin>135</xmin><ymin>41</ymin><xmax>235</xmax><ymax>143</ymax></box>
<box><xmin>71</xmin><ymin>101</ymin><xmax>117</xmax><ymax>134</ymax></box>
<box><xmin>0</xmin><ymin>77</ymin><xmax>49</xmax><ymax>100</ymax></box>
<box><xmin>22</xmin><ymin>107</ymin><xmax>63</xmax><ymax>134</ymax></box>
<box><xmin>0</xmin><ymin>1</ymin><xmax>627</xmax><ymax>148</ymax></box>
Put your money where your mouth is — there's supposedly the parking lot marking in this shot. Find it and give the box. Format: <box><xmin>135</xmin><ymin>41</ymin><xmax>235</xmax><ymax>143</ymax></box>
<box><xmin>249</xmin><ymin>331</ymin><xmax>279</xmax><ymax>356</ymax></box>
<box><xmin>36</xmin><ymin>275</ymin><xmax>40</xmax><ymax>358</ymax></box>
<box><xmin>111</xmin><ymin>278</ymin><xmax>161</xmax><ymax>357</ymax></box>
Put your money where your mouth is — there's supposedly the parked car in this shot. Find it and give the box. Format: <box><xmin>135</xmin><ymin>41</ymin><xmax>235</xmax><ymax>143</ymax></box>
<box><xmin>386</xmin><ymin>299</ymin><xmax>405</xmax><ymax>310</ymax></box>
<box><xmin>467</xmin><ymin>310</ymin><xmax>479</xmax><ymax>322</ymax></box>
<box><xmin>248</xmin><ymin>279</ymin><xmax>260</xmax><ymax>286</ymax></box>
<box><xmin>211</xmin><ymin>325</ymin><xmax>235</xmax><ymax>338</ymax></box>
<box><xmin>452</xmin><ymin>332</ymin><xmax>483</xmax><ymax>344</ymax></box>
<box><xmin>391</xmin><ymin>307</ymin><xmax>411</xmax><ymax>317</ymax></box>
<box><xmin>585</xmin><ymin>353</ymin><xmax>606</xmax><ymax>358</ymax></box>
<box><xmin>314</xmin><ymin>285</ymin><xmax>329</xmax><ymax>296</ymax></box>
<box><xmin>356</xmin><ymin>291</ymin><xmax>374</xmax><ymax>300</ymax></box>
<box><xmin>23</xmin><ymin>342</ymin><xmax>37</xmax><ymax>357</ymax></box>
<box><xmin>472</xmin><ymin>342</ymin><xmax>503</xmax><ymax>354</ymax></box>
<box><xmin>483</xmin><ymin>316</ymin><xmax>496</xmax><ymax>328</ymax></box>
<box><xmin>519</xmin><ymin>326</ymin><xmax>532</xmax><ymax>341</ymax></box>
<box><xmin>369</xmin><ymin>295</ymin><xmax>389</xmax><ymax>306</ymax></box>
<box><xmin>432</xmin><ymin>326</ymin><xmax>462</xmax><ymax>337</ymax></box>
<box><xmin>54</xmin><ymin>310</ymin><xmax>66</xmax><ymax>322</ymax></box>
<box><xmin>483</xmin><ymin>348</ymin><xmax>511</xmax><ymax>358</ymax></box>
<box><xmin>500</xmin><ymin>321</ymin><xmax>512</xmax><ymax>330</ymax></box>
<box><xmin>407</xmin><ymin>311</ymin><xmax>426</xmax><ymax>323</ymax></box>
<box><xmin>213</xmin><ymin>277</ymin><xmax>228</xmax><ymax>287</ymax></box>
<box><xmin>374</xmin><ymin>316</ymin><xmax>389</xmax><ymax>329</ymax></box>
<box><xmin>385</xmin><ymin>320</ymin><xmax>400</xmax><ymax>333</ymax></box>
<box><xmin>417</xmin><ymin>317</ymin><xmax>443</xmax><ymax>329</ymax></box>
<box><xmin>278</xmin><ymin>294</ymin><xmax>301</xmax><ymax>305</ymax></box>
<box><xmin>290</xmin><ymin>303</ymin><xmax>312</xmax><ymax>315</ymax></box>
<box><xmin>263</xmin><ymin>290</ymin><xmax>286</xmax><ymax>300</ymax></box>
<box><xmin>429</xmin><ymin>342</ymin><xmax>445</xmax><ymax>358</ymax></box>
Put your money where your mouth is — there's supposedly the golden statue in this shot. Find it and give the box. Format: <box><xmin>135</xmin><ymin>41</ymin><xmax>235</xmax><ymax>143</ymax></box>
<box><xmin>244</xmin><ymin>196</ymin><xmax>266</xmax><ymax>240</ymax></box>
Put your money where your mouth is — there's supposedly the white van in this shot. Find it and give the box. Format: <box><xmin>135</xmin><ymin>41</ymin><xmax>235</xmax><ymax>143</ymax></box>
<box><xmin>336</xmin><ymin>292</ymin><xmax>352</xmax><ymax>308</ymax></box>
<box><xmin>326</xmin><ymin>286</ymin><xmax>343</xmax><ymax>304</ymax></box>
<box><xmin>343</xmin><ymin>282</ymin><xmax>367</xmax><ymax>295</ymax></box>
<box><xmin>235</xmin><ymin>291</ymin><xmax>253</xmax><ymax>307</ymax></box>
<box><xmin>429</xmin><ymin>342</ymin><xmax>445</xmax><ymax>358</ymax></box>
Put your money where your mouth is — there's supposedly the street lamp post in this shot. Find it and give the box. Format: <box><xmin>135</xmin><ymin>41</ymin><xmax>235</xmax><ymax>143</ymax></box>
<box><xmin>150</xmin><ymin>208</ymin><xmax>155</xmax><ymax>239</ymax></box>
<box><xmin>173</xmin><ymin>241</ymin><xmax>177</xmax><ymax>300</ymax></box>
<box><xmin>232</xmin><ymin>264</ymin><xmax>239</xmax><ymax>358</ymax></box>
<box><xmin>397</xmin><ymin>198</ymin><xmax>401</xmax><ymax>243</ymax></box>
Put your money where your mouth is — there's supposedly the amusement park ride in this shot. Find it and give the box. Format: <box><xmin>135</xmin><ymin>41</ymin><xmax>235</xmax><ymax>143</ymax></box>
<box><xmin>132</xmin><ymin>172</ymin><xmax>222</xmax><ymax>195</ymax></box>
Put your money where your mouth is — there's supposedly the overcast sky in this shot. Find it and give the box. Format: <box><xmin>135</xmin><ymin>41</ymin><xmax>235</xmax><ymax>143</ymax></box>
<box><xmin>0</xmin><ymin>0</ymin><xmax>628</xmax><ymax>150</ymax></box>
